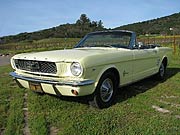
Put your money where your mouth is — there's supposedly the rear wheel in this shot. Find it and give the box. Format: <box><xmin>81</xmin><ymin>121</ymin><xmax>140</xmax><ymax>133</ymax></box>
<box><xmin>156</xmin><ymin>62</ymin><xmax>166</xmax><ymax>80</ymax></box>
<box><xmin>89</xmin><ymin>71</ymin><xmax>118</xmax><ymax>109</ymax></box>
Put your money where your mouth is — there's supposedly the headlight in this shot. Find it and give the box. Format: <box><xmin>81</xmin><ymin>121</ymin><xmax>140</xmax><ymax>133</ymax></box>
<box><xmin>70</xmin><ymin>62</ymin><xmax>83</xmax><ymax>76</ymax></box>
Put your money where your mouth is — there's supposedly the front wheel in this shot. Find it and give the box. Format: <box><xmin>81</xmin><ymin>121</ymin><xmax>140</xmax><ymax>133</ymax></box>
<box><xmin>89</xmin><ymin>72</ymin><xmax>118</xmax><ymax>109</ymax></box>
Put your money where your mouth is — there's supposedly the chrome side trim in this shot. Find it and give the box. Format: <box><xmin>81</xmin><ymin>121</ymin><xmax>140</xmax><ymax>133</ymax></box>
<box><xmin>9</xmin><ymin>72</ymin><xmax>94</xmax><ymax>86</ymax></box>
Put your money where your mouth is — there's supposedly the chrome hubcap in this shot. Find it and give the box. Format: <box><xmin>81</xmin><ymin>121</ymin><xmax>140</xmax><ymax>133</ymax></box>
<box><xmin>100</xmin><ymin>78</ymin><xmax>113</xmax><ymax>102</ymax></box>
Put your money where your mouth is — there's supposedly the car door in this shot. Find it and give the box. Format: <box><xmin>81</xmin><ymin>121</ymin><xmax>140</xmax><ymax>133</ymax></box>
<box><xmin>132</xmin><ymin>47</ymin><xmax>159</xmax><ymax>82</ymax></box>
<box><xmin>117</xmin><ymin>49</ymin><xmax>134</xmax><ymax>86</ymax></box>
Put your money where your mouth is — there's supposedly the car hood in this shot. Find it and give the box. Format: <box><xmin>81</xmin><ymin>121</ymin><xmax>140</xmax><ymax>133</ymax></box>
<box><xmin>12</xmin><ymin>48</ymin><xmax>118</xmax><ymax>62</ymax></box>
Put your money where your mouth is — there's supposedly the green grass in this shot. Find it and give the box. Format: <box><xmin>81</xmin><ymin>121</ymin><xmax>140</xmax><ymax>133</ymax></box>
<box><xmin>0</xmin><ymin>55</ymin><xmax>179</xmax><ymax>135</ymax></box>
<box><xmin>0</xmin><ymin>66</ymin><xmax>24</xmax><ymax>135</ymax></box>
<box><xmin>0</xmin><ymin>38</ymin><xmax>80</xmax><ymax>54</ymax></box>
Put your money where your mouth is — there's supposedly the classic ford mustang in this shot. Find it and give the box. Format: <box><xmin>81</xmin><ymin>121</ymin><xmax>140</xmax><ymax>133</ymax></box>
<box><xmin>10</xmin><ymin>30</ymin><xmax>171</xmax><ymax>108</ymax></box>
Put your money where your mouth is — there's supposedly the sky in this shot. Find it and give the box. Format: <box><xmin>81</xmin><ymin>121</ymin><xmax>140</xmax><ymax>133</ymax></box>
<box><xmin>0</xmin><ymin>0</ymin><xmax>180</xmax><ymax>37</ymax></box>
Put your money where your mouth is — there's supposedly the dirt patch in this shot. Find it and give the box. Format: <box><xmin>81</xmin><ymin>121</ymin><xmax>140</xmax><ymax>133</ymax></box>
<box><xmin>49</xmin><ymin>126</ymin><xmax>59</xmax><ymax>135</ymax></box>
<box><xmin>23</xmin><ymin>92</ymin><xmax>31</xmax><ymax>135</ymax></box>
<box><xmin>175</xmin><ymin>115</ymin><xmax>180</xmax><ymax>119</ymax></box>
<box><xmin>161</xmin><ymin>95</ymin><xmax>179</xmax><ymax>99</ymax></box>
<box><xmin>159</xmin><ymin>100</ymin><xmax>180</xmax><ymax>108</ymax></box>
<box><xmin>152</xmin><ymin>105</ymin><xmax>170</xmax><ymax>113</ymax></box>
<box><xmin>153</xmin><ymin>95</ymin><xmax>180</xmax><ymax>119</ymax></box>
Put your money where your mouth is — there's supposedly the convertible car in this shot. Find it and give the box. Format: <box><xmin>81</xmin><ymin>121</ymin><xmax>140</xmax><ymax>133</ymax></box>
<box><xmin>10</xmin><ymin>30</ymin><xmax>171</xmax><ymax>108</ymax></box>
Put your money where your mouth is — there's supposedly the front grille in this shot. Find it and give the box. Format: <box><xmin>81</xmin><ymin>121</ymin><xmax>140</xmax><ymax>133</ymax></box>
<box><xmin>14</xmin><ymin>59</ymin><xmax>57</xmax><ymax>74</ymax></box>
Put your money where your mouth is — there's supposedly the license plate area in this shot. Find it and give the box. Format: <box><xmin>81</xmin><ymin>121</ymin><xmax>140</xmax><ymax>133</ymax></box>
<box><xmin>29</xmin><ymin>82</ymin><xmax>43</xmax><ymax>93</ymax></box>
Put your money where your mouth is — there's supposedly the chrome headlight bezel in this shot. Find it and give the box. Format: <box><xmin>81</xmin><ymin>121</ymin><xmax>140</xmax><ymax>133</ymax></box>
<box><xmin>70</xmin><ymin>62</ymin><xmax>83</xmax><ymax>77</ymax></box>
<box><xmin>11</xmin><ymin>58</ymin><xmax>16</xmax><ymax>69</ymax></box>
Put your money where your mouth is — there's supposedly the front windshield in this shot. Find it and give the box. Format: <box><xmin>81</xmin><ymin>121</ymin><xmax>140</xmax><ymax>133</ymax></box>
<box><xmin>76</xmin><ymin>32</ymin><xmax>132</xmax><ymax>48</ymax></box>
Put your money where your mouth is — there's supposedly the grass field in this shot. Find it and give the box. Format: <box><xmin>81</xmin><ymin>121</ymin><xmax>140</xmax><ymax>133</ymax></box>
<box><xmin>0</xmin><ymin>36</ymin><xmax>180</xmax><ymax>55</ymax></box>
<box><xmin>0</xmin><ymin>38</ymin><xmax>80</xmax><ymax>54</ymax></box>
<box><xmin>0</xmin><ymin>53</ymin><xmax>179</xmax><ymax>135</ymax></box>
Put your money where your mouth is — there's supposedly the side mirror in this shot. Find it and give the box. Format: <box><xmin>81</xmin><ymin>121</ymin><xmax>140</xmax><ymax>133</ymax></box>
<box><xmin>137</xmin><ymin>42</ymin><xmax>143</xmax><ymax>49</ymax></box>
<box><xmin>133</xmin><ymin>42</ymin><xmax>144</xmax><ymax>49</ymax></box>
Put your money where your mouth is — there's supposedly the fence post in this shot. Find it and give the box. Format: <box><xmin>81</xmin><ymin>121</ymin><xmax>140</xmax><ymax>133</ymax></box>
<box><xmin>164</xmin><ymin>35</ymin><xmax>166</xmax><ymax>46</ymax></box>
<box><xmin>173</xmin><ymin>36</ymin><xmax>176</xmax><ymax>54</ymax></box>
<box><xmin>178</xmin><ymin>43</ymin><xmax>180</xmax><ymax>55</ymax></box>
<box><xmin>153</xmin><ymin>37</ymin><xmax>155</xmax><ymax>44</ymax></box>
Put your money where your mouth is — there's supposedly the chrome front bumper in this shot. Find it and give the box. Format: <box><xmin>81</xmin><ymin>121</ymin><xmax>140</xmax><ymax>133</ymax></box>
<box><xmin>9</xmin><ymin>72</ymin><xmax>94</xmax><ymax>87</ymax></box>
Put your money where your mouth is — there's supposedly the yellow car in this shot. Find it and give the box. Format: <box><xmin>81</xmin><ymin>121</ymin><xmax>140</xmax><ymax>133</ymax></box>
<box><xmin>10</xmin><ymin>30</ymin><xmax>171</xmax><ymax>108</ymax></box>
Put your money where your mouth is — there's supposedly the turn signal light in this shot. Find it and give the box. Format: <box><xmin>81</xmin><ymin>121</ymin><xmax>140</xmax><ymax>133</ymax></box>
<box><xmin>71</xmin><ymin>90</ymin><xmax>79</xmax><ymax>96</ymax></box>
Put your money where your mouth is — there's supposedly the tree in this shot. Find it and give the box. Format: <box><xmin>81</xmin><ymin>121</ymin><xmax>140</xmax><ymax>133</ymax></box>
<box><xmin>76</xmin><ymin>14</ymin><xmax>90</xmax><ymax>25</ymax></box>
<box><xmin>98</xmin><ymin>20</ymin><xmax>103</xmax><ymax>28</ymax></box>
<box><xmin>90</xmin><ymin>21</ymin><xmax>98</xmax><ymax>27</ymax></box>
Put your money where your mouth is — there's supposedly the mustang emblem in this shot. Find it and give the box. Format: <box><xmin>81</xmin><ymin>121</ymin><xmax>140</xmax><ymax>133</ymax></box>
<box><xmin>26</xmin><ymin>61</ymin><xmax>40</xmax><ymax>71</ymax></box>
<box><xmin>123</xmin><ymin>70</ymin><xmax>129</xmax><ymax>77</ymax></box>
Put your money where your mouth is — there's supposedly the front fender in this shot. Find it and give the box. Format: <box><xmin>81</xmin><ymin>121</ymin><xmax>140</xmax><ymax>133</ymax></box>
<box><xmin>94</xmin><ymin>65</ymin><xmax>118</xmax><ymax>87</ymax></box>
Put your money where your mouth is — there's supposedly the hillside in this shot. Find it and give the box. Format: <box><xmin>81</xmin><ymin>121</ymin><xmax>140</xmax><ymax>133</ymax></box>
<box><xmin>0</xmin><ymin>12</ymin><xmax>180</xmax><ymax>44</ymax></box>
<box><xmin>115</xmin><ymin>12</ymin><xmax>180</xmax><ymax>35</ymax></box>
<box><xmin>0</xmin><ymin>14</ymin><xmax>104</xmax><ymax>44</ymax></box>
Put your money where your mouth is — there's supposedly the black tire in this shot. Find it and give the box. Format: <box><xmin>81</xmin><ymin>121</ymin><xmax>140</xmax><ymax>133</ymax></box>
<box><xmin>156</xmin><ymin>62</ymin><xmax>166</xmax><ymax>80</ymax></box>
<box><xmin>89</xmin><ymin>71</ymin><xmax>118</xmax><ymax>109</ymax></box>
